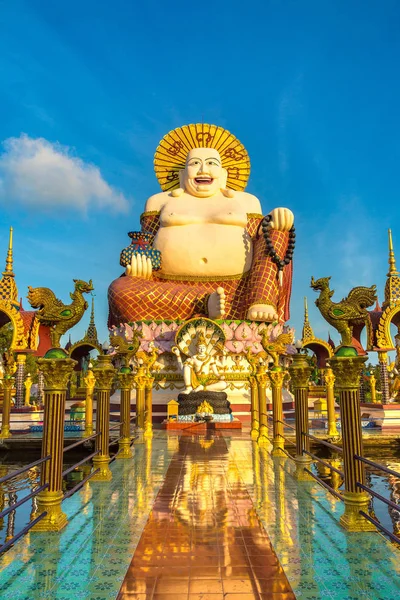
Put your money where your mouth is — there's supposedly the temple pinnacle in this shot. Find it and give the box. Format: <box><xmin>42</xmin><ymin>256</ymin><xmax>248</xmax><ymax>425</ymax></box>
<box><xmin>85</xmin><ymin>296</ymin><xmax>99</xmax><ymax>343</ymax></box>
<box><xmin>302</xmin><ymin>296</ymin><xmax>314</xmax><ymax>340</ymax></box>
<box><xmin>3</xmin><ymin>227</ymin><xmax>14</xmax><ymax>276</ymax></box>
<box><xmin>388</xmin><ymin>228</ymin><xmax>398</xmax><ymax>276</ymax></box>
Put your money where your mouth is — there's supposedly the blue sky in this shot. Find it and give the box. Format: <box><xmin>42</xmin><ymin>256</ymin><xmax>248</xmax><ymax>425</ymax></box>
<box><xmin>0</xmin><ymin>0</ymin><xmax>399</xmax><ymax>354</ymax></box>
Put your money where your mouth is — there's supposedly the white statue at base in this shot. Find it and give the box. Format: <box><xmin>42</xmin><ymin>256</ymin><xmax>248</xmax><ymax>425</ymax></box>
<box><xmin>172</xmin><ymin>333</ymin><xmax>227</xmax><ymax>394</ymax></box>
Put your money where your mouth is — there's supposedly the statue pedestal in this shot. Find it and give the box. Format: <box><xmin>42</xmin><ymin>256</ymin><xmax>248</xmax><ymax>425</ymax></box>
<box><xmin>177</xmin><ymin>391</ymin><xmax>231</xmax><ymax>415</ymax></box>
<box><xmin>162</xmin><ymin>419</ymin><xmax>242</xmax><ymax>431</ymax></box>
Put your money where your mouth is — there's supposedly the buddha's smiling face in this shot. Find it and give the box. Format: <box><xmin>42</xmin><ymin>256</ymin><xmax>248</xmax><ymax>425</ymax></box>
<box><xmin>183</xmin><ymin>148</ymin><xmax>226</xmax><ymax>198</ymax></box>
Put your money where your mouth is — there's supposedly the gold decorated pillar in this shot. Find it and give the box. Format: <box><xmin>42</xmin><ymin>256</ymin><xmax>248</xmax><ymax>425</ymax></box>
<box><xmin>117</xmin><ymin>367</ymin><xmax>134</xmax><ymax>458</ymax></box>
<box><xmin>370</xmin><ymin>374</ymin><xmax>377</xmax><ymax>403</ymax></box>
<box><xmin>32</xmin><ymin>348</ymin><xmax>76</xmax><ymax>532</ymax></box>
<box><xmin>0</xmin><ymin>374</ymin><xmax>13</xmax><ymax>439</ymax></box>
<box><xmin>325</xmin><ymin>367</ymin><xmax>339</xmax><ymax>438</ymax></box>
<box><xmin>92</xmin><ymin>355</ymin><xmax>115</xmax><ymax>481</ymax></box>
<box><xmin>144</xmin><ymin>376</ymin><xmax>154</xmax><ymax>439</ymax></box>
<box><xmin>378</xmin><ymin>351</ymin><xmax>390</xmax><ymax>403</ymax></box>
<box><xmin>134</xmin><ymin>363</ymin><xmax>147</xmax><ymax>431</ymax></box>
<box><xmin>330</xmin><ymin>350</ymin><xmax>375</xmax><ymax>532</ymax></box>
<box><xmin>24</xmin><ymin>373</ymin><xmax>33</xmax><ymax>406</ymax></box>
<box><xmin>269</xmin><ymin>367</ymin><xmax>286</xmax><ymax>457</ymax></box>
<box><xmin>84</xmin><ymin>369</ymin><xmax>96</xmax><ymax>437</ymax></box>
<box><xmin>288</xmin><ymin>350</ymin><xmax>313</xmax><ymax>479</ymax></box>
<box><xmin>14</xmin><ymin>353</ymin><xmax>27</xmax><ymax>409</ymax></box>
<box><xmin>256</xmin><ymin>363</ymin><xmax>269</xmax><ymax>446</ymax></box>
<box><xmin>250</xmin><ymin>375</ymin><xmax>259</xmax><ymax>441</ymax></box>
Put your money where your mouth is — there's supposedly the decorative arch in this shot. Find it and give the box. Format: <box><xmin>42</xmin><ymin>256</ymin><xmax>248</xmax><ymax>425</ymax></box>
<box><xmin>376</xmin><ymin>300</ymin><xmax>400</xmax><ymax>349</ymax></box>
<box><xmin>68</xmin><ymin>340</ymin><xmax>102</xmax><ymax>369</ymax></box>
<box><xmin>0</xmin><ymin>299</ymin><xmax>29</xmax><ymax>350</ymax></box>
<box><xmin>302</xmin><ymin>337</ymin><xmax>334</xmax><ymax>368</ymax></box>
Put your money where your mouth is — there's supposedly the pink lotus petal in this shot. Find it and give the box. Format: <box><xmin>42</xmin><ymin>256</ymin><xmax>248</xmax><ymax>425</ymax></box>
<box><xmin>234</xmin><ymin>322</ymin><xmax>253</xmax><ymax>342</ymax></box>
<box><xmin>226</xmin><ymin>340</ymin><xmax>244</xmax><ymax>353</ymax></box>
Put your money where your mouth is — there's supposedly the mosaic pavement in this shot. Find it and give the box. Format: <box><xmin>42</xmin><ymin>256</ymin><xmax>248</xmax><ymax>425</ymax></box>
<box><xmin>0</xmin><ymin>430</ymin><xmax>399</xmax><ymax>599</ymax></box>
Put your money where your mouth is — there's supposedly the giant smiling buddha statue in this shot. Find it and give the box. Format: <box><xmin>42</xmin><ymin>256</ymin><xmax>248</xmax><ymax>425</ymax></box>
<box><xmin>108</xmin><ymin>124</ymin><xmax>295</xmax><ymax>326</ymax></box>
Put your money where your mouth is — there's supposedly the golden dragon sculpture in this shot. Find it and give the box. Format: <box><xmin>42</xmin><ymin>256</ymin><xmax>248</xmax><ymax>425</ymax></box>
<box><xmin>27</xmin><ymin>279</ymin><xmax>94</xmax><ymax>347</ymax></box>
<box><xmin>310</xmin><ymin>276</ymin><xmax>377</xmax><ymax>347</ymax></box>
<box><xmin>259</xmin><ymin>330</ymin><xmax>293</xmax><ymax>368</ymax></box>
<box><xmin>109</xmin><ymin>331</ymin><xmax>142</xmax><ymax>365</ymax></box>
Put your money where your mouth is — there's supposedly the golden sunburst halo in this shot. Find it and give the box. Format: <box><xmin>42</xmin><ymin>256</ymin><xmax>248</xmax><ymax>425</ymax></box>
<box><xmin>154</xmin><ymin>123</ymin><xmax>251</xmax><ymax>192</ymax></box>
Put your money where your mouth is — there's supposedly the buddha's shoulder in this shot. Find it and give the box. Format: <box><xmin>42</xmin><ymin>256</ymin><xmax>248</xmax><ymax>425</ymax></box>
<box><xmin>144</xmin><ymin>191</ymin><xmax>171</xmax><ymax>212</ymax></box>
<box><xmin>236</xmin><ymin>191</ymin><xmax>262</xmax><ymax>214</ymax></box>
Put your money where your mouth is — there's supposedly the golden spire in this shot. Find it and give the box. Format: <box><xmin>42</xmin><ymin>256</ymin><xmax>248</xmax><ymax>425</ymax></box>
<box><xmin>302</xmin><ymin>297</ymin><xmax>314</xmax><ymax>340</ymax></box>
<box><xmin>0</xmin><ymin>227</ymin><xmax>18</xmax><ymax>303</ymax></box>
<box><xmin>84</xmin><ymin>296</ymin><xmax>99</xmax><ymax>344</ymax></box>
<box><xmin>3</xmin><ymin>227</ymin><xmax>14</xmax><ymax>276</ymax></box>
<box><xmin>388</xmin><ymin>229</ymin><xmax>399</xmax><ymax>276</ymax></box>
<box><xmin>383</xmin><ymin>229</ymin><xmax>400</xmax><ymax>309</ymax></box>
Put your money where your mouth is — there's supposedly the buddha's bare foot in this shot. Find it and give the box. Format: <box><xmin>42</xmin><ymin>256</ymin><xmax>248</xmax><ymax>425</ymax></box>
<box><xmin>208</xmin><ymin>287</ymin><xmax>226</xmax><ymax>319</ymax></box>
<box><xmin>181</xmin><ymin>385</ymin><xmax>193</xmax><ymax>395</ymax></box>
<box><xmin>247</xmin><ymin>304</ymin><xmax>278</xmax><ymax>322</ymax></box>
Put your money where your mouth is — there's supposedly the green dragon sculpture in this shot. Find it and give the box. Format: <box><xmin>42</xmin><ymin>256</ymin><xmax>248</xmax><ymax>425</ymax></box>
<box><xmin>310</xmin><ymin>276</ymin><xmax>377</xmax><ymax>347</ymax></box>
<box><xmin>27</xmin><ymin>279</ymin><xmax>94</xmax><ymax>348</ymax></box>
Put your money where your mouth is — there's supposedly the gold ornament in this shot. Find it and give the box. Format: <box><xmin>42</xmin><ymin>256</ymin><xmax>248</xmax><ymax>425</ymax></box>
<box><xmin>27</xmin><ymin>279</ymin><xmax>94</xmax><ymax>347</ymax></box>
<box><xmin>329</xmin><ymin>355</ymin><xmax>368</xmax><ymax>390</ymax></box>
<box><xmin>196</xmin><ymin>400</ymin><xmax>214</xmax><ymax>414</ymax></box>
<box><xmin>260</xmin><ymin>330</ymin><xmax>293</xmax><ymax>368</ymax></box>
<box><xmin>154</xmin><ymin>123</ymin><xmax>250</xmax><ymax>192</ymax></box>
<box><xmin>311</xmin><ymin>276</ymin><xmax>377</xmax><ymax>348</ymax></box>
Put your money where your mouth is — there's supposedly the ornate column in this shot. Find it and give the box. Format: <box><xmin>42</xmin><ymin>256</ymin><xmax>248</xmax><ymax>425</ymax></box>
<box><xmin>370</xmin><ymin>374</ymin><xmax>377</xmax><ymax>403</ymax></box>
<box><xmin>37</xmin><ymin>370</ymin><xmax>44</xmax><ymax>405</ymax></box>
<box><xmin>84</xmin><ymin>369</ymin><xmax>96</xmax><ymax>437</ymax></box>
<box><xmin>359</xmin><ymin>370</ymin><xmax>366</xmax><ymax>403</ymax></box>
<box><xmin>32</xmin><ymin>348</ymin><xmax>76</xmax><ymax>532</ymax></box>
<box><xmin>117</xmin><ymin>367</ymin><xmax>134</xmax><ymax>458</ymax></box>
<box><xmin>14</xmin><ymin>353</ymin><xmax>27</xmax><ymax>409</ymax></box>
<box><xmin>256</xmin><ymin>363</ymin><xmax>269</xmax><ymax>446</ymax></box>
<box><xmin>330</xmin><ymin>350</ymin><xmax>375</xmax><ymax>532</ymax></box>
<box><xmin>325</xmin><ymin>367</ymin><xmax>339</xmax><ymax>438</ymax></box>
<box><xmin>269</xmin><ymin>367</ymin><xmax>286</xmax><ymax>457</ymax></box>
<box><xmin>134</xmin><ymin>363</ymin><xmax>147</xmax><ymax>431</ymax></box>
<box><xmin>378</xmin><ymin>351</ymin><xmax>390</xmax><ymax>403</ymax></box>
<box><xmin>0</xmin><ymin>374</ymin><xmax>14</xmax><ymax>439</ymax></box>
<box><xmin>92</xmin><ymin>355</ymin><xmax>115</xmax><ymax>481</ymax></box>
<box><xmin>144</xmin><ymin>376</ymin><xmax>154</xmax><ymax>439</ymax></box>
<box><xmin>250</xmin><ymin>374</ymin><xmax>259</xmax><ymax>441</ymax></box>
<box><xmin>289</xmin><ymin>351</ymin><xmax>313</xmax><ymax>479</ymax></box>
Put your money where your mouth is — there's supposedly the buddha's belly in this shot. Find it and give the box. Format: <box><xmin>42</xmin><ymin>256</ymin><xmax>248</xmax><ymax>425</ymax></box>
<box><xmin>154</xmin><ymin>224</ymin><xmax>253</xmax><ymax>278</ymax></box>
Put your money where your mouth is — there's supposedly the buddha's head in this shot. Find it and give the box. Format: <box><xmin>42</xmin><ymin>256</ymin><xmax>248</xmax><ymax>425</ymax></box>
<box><xmin>180</xmin><ymin>148</ymin><xmax>227</xmax><ymax>198</ymax></box>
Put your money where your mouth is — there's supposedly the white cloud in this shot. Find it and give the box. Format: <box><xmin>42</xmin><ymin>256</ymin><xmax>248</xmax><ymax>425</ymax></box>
<box><xmin>0</xmin><ymin>134</ymin><xmax>129</xmax><ymax>213</ymax></box>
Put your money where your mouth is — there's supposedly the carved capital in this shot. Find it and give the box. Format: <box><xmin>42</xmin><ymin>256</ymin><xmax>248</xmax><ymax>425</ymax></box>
<box><xmin>268</xmin><ymin>368</ymin><xmax>286</xmax><ymax>389</ymax></box>
<box><xmin>329</xmin><ymin>355</ymin><xmax>367</xmax><ymax>390</ymax></box>
<box><xmin>288</xmin><ymin>354</ymin><xmax>312</xmax><ymax>388</ymax></box>
<box><xmin>255</xmin><ymin>372</ymin><xmax>269</xmax><ymax>387</ymax></box>
<box><xmin>37</xmin><ymin>358</ymin><xmax>77</xmax><ymax>390</ymax></box>
<box><xmin>324</xmin><ymin>367</ymin><xmax>336</xmax><ymax>388</ymax></box>
<box><xmin>145</xmin><ymin>376</ymin><xmax>154</xmax><ymax>390</ymax></box>
<box><xmin>134</xmin><ymin>374</ymin><xmax>148</xmax><ymax>390</ymax></box>
<box><xmin>2</xmin><ymin>375</ymin><xmax>14</xmax><ymax>390</ymax></box>
<box><xmin>93</xmin><ymin>355</ymin><xmax>115</xmax><ymax>390</ymax></box>
<box><xmin>118</xmin><ymin>372</ymin><xmax>135</xmax><ymax>391</ymax></box>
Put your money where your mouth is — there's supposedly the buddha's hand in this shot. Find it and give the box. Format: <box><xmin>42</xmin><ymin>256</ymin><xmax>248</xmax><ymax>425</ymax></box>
<box><xmin>125</xmin><ymin>254</ymin><xmax>153</xmax><ymax>279</ymax></box>
<box><xmin>268</xmin><ymin>207</ymin><xmax>294</xmax><ymax>232</ymax></box>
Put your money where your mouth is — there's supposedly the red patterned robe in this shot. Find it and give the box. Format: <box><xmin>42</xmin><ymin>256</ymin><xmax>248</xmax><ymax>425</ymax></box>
<box><xmin>108</xmin><ymin>212</ymin><xmax>292</xmax><ymax>326</ymax></box>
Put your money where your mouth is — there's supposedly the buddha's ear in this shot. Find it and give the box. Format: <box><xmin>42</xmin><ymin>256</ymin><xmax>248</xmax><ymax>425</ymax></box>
<box><xmin>171</xmin><ymin>170</ymin><xmax>185</xmax><ymax>197</ymax></box>
<box><xmin>220</xmin><ymin>167</ymin><xmax>228</xmax><ymax>189</ymax></box>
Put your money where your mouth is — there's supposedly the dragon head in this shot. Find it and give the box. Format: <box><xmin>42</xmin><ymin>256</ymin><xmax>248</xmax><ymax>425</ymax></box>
<box><xmin>73</xmin><ymin>279</ymin><xmax>94</xmax><ymax>294</ymax></box>
<box><xmin>310</xmin><ymin>276</ymin><xmax>334</xmax><ymax>298</ymax></box>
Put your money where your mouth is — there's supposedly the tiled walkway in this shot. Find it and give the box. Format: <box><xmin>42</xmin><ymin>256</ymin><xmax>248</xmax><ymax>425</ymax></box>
<box><xmin>118</xmin><ymin>434</ymin><xmax>295</xmax><ymax>599</ymax></box>
<box><xmin>1</xmin><ymin>430</ymin><xmax>400</xmax><ymax>599</ymax></box>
